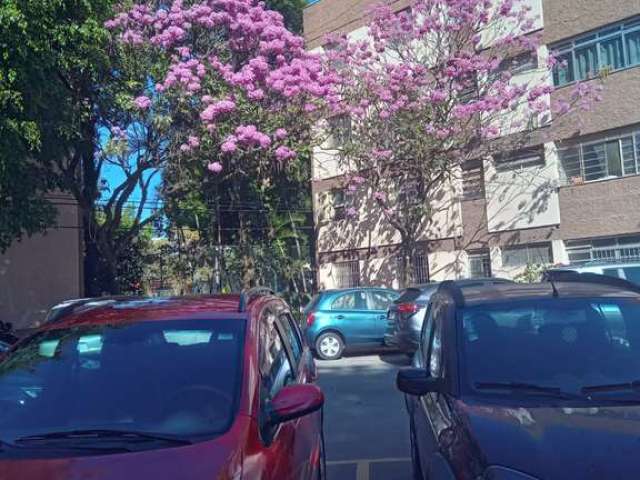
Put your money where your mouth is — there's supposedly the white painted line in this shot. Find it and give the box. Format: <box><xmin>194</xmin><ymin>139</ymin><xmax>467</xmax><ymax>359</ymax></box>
<box><xmin>356</xmin><ymin>461</ymin><xmax>369</xmax><ymax>480</ymax></box>
<box><xmin>327</xmin><ymin>457</ymin><xmax>411</xmax><ymax>466</ymax></box>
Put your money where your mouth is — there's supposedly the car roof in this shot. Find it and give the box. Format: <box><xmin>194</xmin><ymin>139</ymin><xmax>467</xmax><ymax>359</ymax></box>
<box><xmin>553</xmin><ymin>261</ymin><xmax>640</xmax><ymax>269</ymax></box>
<box><xmin>43</xmin><ymin>295</ymin><xmax>253</xmax><ymax>329</ymax></box>
<box><xmin>403</xmin><ymin>278</ymin><xmax>512</xmax><ymax>292</ymax></box>
<box><xmin>447</xmin><ymin>282</ymin><xmax>640</xmax><ymax>307</ymax></box>
<box><xmin>320</xmin><ymin>287</ymin><xmax>395</xmax><ymax>294</ymax></box>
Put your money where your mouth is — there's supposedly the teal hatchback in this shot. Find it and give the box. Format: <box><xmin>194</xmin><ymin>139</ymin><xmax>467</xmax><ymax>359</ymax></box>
<box><xmin>303</xmin><ymin>288</ymin><xmax>399</xmax><ymax>360</ymax></box>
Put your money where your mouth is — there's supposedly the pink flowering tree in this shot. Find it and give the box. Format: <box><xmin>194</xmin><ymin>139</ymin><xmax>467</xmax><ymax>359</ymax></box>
<box><xmin>323</xmin><ymin>0</ymin><xmax>602</xmax><ymax>286</ymax></box>
<box><xmin>106</xmin><ymin>0</ymin><xmax>335</xmax><ymax>288</ymax></box>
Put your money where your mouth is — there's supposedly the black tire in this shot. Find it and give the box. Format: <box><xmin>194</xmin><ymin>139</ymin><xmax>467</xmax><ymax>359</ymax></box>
<box><xmin>315</xmin><ymin>332</ymin><xmax>345</xmax><ymax>360</ymax></box>
<box><xmin>410</xmin><ymin>421</ymin><xmax>424</xmax><ymax>480</ymax></box>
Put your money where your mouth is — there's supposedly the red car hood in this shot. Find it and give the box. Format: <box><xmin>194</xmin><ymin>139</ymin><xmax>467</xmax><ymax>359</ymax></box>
<box><xmin>0</xmin><ymin>415</ymin><xmax>251</xmax><ymax>480</ymax></box>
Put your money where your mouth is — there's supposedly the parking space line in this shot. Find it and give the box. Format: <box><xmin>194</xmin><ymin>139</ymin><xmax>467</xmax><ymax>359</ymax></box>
<box><xmin>355</xmin><ymin>461</ymin><xmax>368</xmax><ymax>480</ymax></box>
<box><xmin>327</xmin><ymin>458</ymin><xmax>411</xmax><ymax>480</ymax></box>
<box><xmin>327</xmin><ymin>457</ymin><xmax>410</xmax><ymax>466</ymax></box>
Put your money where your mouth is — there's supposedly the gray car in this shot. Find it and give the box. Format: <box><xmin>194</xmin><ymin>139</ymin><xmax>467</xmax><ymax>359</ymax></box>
<box><xmin>384</xmin><ymin>278</ymin><xmax>514</xmax><ymax>355</ymax></box>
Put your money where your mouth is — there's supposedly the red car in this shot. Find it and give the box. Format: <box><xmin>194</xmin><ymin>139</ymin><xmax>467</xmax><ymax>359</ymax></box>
<box><xmin>0</xmin><ymin>289</ymin><xmax>325</xmax><ymax>480</ymax></box>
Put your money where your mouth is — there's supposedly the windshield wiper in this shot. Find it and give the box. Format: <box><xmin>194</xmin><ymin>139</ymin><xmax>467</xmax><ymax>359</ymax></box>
<box><xmin>581</xmin><ymin>381</ymin><xmax>640</xmax><ymax>395</ymax></box>
<box><xmin>15</xmin><ymin>429</ymin><xmax>192</xmax><ymax>446</ymax></box>
<box><xmin>475</xmin><ymin>382</ymin><xmax>583</xmax><ymax>399</ymax></box>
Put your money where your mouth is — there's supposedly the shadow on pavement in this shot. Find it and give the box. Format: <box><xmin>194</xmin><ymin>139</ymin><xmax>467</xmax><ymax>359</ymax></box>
<box><xmin>378</xmin><ymin>353</ymin><xmax>412</xmax><ymax>367</ymax></box>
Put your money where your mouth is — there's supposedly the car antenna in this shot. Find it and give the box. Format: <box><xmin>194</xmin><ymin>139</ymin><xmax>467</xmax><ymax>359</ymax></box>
<box><xmin>544</xmin><ymin>273</ymin><xmax>560</xmax><ymax>298</ymax></box>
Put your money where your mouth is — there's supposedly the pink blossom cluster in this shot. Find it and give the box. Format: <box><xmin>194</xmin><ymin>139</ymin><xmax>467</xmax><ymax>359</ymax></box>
<box><xmin>134</xmin><ymin>95</ymin><xmax>152</xmax><ymax>110</ymax></box>
<box><xmin>225</xmin><ymin>125</ymin><xmax>272</xmax><ymax>150</ymax></box>
<box><xmin>200</xmin><ymin>99</ymin><xmax>236</xmax><ymax>122</ymax></box>
<box><xmin>159</xmin><ymin>58</ymin><xmax>207</xmax><ymax>93</ymax></box>
<box><xmin>275</xmin><ymin>146</ymin><xmax>296</xmax><ymax>161</ymax></box>
<box><xmin>107</xmin><ymin>0</ymin><xmax>339</xmax><ymax>169</ymax></box>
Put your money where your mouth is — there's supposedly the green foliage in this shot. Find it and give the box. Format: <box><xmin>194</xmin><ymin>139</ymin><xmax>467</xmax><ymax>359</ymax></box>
<box><xmin>0</xmin><ymin>0</ymin><xmax>113</xmax><ymax>251</ymax></box>
<box><xmin>514</xmin><ymin>263</ymin><xmax>547</xmax><ymax>283</ymax></box>
<box><xmin>265</xmin><ymin>0</ymin><xmax>307</xmax><ymax>34</ymax></box>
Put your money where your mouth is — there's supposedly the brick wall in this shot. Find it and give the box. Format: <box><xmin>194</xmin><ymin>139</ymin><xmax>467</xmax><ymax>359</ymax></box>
<box><xmin>543</xmin><ymin>0</ymin><xmax>640</xmax><ymax>45</ymax></box>
<box><xmin>559</xmin><ymin>175</ymin><xmax>640</xmax><ymax>240</ymax></box>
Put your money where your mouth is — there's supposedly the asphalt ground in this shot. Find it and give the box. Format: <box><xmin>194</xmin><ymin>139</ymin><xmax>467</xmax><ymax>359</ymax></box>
<box><xmin>317</xmin><ymin>352</ymin><xmax>413</xmax><ymax>480</ymax></box>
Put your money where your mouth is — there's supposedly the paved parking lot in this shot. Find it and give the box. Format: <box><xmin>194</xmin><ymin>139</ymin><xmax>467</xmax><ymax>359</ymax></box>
<box><xmin>317</xmin><ymin>352</ymin><xmax>412</xmax><ymax>480</ymax></box>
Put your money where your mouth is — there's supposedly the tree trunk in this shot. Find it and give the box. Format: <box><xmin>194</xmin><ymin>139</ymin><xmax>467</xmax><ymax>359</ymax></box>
<box><xmin>239</xmin><ymin>212</ymin><xmax>255</xmax><ymax>289</ymax></box>
<box><xmin>399</xmin><ymin>232</ymin><xmax>416</xmax><ymax>288</ymax></box>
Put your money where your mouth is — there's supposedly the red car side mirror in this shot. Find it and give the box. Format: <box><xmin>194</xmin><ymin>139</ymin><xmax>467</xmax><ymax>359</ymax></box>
<box><xmin>268</xmin><ymin>384</ymin><xmax>324</xmax><ymax>426</ymax></box>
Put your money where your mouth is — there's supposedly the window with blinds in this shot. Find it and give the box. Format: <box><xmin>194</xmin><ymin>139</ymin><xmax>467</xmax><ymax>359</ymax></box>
<box><xmin>501</xmin><ymin>244</ymin><xmax>552</xmax><ymax>268</ymax></box>
<box><xmin>495</xmin><ymin>146</ymin><xmax>545</xmax><ymax>172</ymax></box>
<box><xmin>559</xmin><ymin>130</ymin><xmax>640</xmax><ymax>184</ymax></box>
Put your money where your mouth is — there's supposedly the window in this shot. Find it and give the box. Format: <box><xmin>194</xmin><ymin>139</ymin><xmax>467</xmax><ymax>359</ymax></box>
<box><xmin>326</xmin><ymin>114</ymin><xmax>351</xmax><ymax>149</ymax></box>
<box><xmin>396</xmin><ymin>252</ymin><xmax>429</xmax><ymax>284</ymax></box>
<box><xmin>368</xmin><ymin>290</ymin><xmax>398</xmax><ymax>310</ymax></box>
<box><xmin>260</xmin><ymin>312</ymin><xmax>294</xmax><ymax>399</ymax></box>
<box><xmin>501</xmin><ymin>243</ymin><xmax>552</xmax><ymax>268</ymax></box>
<box><xmin>494</xmin><ymin>146</ymin><xmax>545</xmax><ymax>172</ymax></box>
<box><xmin>495</xmin><ymin>51</ymin><xmax>539</xmax><ymax>76</ymax></box>
<box><xmin>331</xmin><ymin>290</ymin><xmax>367</xmax><ymax>310</ymax></box>
<box><xmin>623</xmin><ymin>267</ymin><xmax>640</xmax><ymax>284</ymax></box>
<box><xmin>469</xmin><ymin>251</ymin><xmax>492</xmax><ymax>278</ymax></box>
<box><xmin>0</xmin><ymin>319</ymin><xmax>245</xmax><ymax>443</ymax></box>
<box><xmin>429</xmin><ymin>317</ymin><xmax>444</xmax><ymax>378</ymax></box>
<box><xmin>559</xmin><ymin>130</ymin><xmax>640</xmax><ymax>184</ymax></box>
<box><xmin>462</xmin><ymin>160</ymin><xmax>485</xmax><ymax>200</ymax></box>
<box><xmin>566</xmin><ymin>236</ymin><xmax>640</xmax><ymax>265</ymax></box>
<box><xmin>460</xmin><ymin>298</ymin><xmax>640</xmax><ymax>398</ymax></box>
<box><xmin>280</xmin><ymin>313</ymin><xmax>303</xmax><ymax>367</ymax></box>
<box><xmin>552</xmin><ymin>17</ymin><xmax>640</xmax><ymax>87</ymax></box>
<box><xmin>335</xmin><ymin>261</ymin><xmax>360</xmax><ymax>288</ymax></box>
<box><xmin>420</xmin><ymin>304</ymin><xmax>435</xmax><ymax>365</ymax></box>
<box><xmin>331</xmin><ymin>189</ymin><xmax>347</xmax><ymax>221</ymax></box>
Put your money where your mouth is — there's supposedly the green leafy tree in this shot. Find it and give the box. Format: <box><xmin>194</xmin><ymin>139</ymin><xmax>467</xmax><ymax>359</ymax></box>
<box><xmin>0</xmin><ymin>0</ymin><xmax>111</xmax><ymax>251</ymax></box>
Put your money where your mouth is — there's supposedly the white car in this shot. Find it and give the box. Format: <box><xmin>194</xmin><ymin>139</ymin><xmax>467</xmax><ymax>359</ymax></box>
<box><xmin>550</xmin><ymin>261</ymin><xmax>640</xmax><ymax>285</ymax></box>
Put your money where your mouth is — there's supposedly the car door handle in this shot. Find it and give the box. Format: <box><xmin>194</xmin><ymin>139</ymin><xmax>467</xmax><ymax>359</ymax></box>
<box><xmin>335</xmin><ymin>315</ymin><xmax>345</xmax><ymax>320</ymax></box>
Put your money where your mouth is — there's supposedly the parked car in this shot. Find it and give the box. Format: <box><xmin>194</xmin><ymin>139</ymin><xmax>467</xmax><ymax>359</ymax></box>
<box><xmin>304</xmin><ymin>287</ymin><xmax>398</xmax><ymax>360</ymax></box>
<box><xmin>0</xmin><ymin>289</ymin><xmax>325</xmax><ymax>480</ymax></box>
<box><xmin>398</xmin><ymin>272</ymin><xmax>640</xmax><ymax>480</ymax></box>
<box><xmin>385</xmin><ymin>279</ymin><xmax>513</xmax><ymax>356</ymax></box>
<box><xmin>549</xmin><ymin>260</ymin><xmax>640</xmax><ymax>285</ymax></box>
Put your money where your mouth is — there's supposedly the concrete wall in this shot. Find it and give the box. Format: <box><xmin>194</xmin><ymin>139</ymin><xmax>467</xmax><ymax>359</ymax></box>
<box><xmin>303</xmin><ymin>0</ymin><xmax>412</xmax><ymax>49</ymax></box>
<box><xmin>485</xmin><ymin>143</ymin><xmax>561</xmax><ymax>233</ymax></box>
<box><xmin>0</xmin><ymin>196</ymin><xmax>83</xmax><ymax>330</ymax></box>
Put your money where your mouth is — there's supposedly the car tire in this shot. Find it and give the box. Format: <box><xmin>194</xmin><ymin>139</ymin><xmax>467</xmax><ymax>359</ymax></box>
<box><xmin>315</xmin><ymin>332</ymin><xmax>344</xmax><ymax>360</ymax></box>
<box><xmin>410</xmin><ymin>420</ymin><xmax>424</xmax><ymax>480</ymax></box>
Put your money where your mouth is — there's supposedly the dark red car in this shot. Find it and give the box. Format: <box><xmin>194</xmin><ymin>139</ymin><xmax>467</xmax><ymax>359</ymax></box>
<box><xmin>0</xmin><ymin>290</ymin><xmax>325</xmax><ymax>480</ymax></box>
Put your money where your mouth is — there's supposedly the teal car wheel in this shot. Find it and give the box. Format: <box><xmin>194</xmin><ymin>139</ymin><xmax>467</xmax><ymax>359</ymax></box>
<box><xmin>315</xmin><ymin>332</ymin><xmax>344</xmax><ymax>360</ymax></box>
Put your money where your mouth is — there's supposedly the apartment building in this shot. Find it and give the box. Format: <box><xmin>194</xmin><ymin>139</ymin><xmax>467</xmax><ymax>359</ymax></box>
<box><xmin>305</xmin><ymin>0</ymin><xmax>640</xmax><ymax>289</ymax></box>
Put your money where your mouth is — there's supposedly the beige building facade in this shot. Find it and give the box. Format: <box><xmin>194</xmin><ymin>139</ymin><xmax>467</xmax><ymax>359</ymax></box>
<box><xmin>305</xmin><ymin>0</ymin><xmax>640</xmax><ymax>289</ymax></box>
<box><xmin>0</xmin><ymin>194</ymin><xmax>83</xmax><ymax>330</ymax></box>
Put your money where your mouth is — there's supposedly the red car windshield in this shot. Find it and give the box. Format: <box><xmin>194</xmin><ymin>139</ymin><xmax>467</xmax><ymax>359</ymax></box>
<box><xmin>0</xmin><ymin>319</ymin><xmax>245</xmax><ymax>449</ymax></box>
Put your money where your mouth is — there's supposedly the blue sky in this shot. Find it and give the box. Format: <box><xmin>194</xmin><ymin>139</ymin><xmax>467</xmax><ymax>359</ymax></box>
<box><xmin>100</xmin><ymin>127</ymin><xmax>162</xmax><ymax>220</ymax></box>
